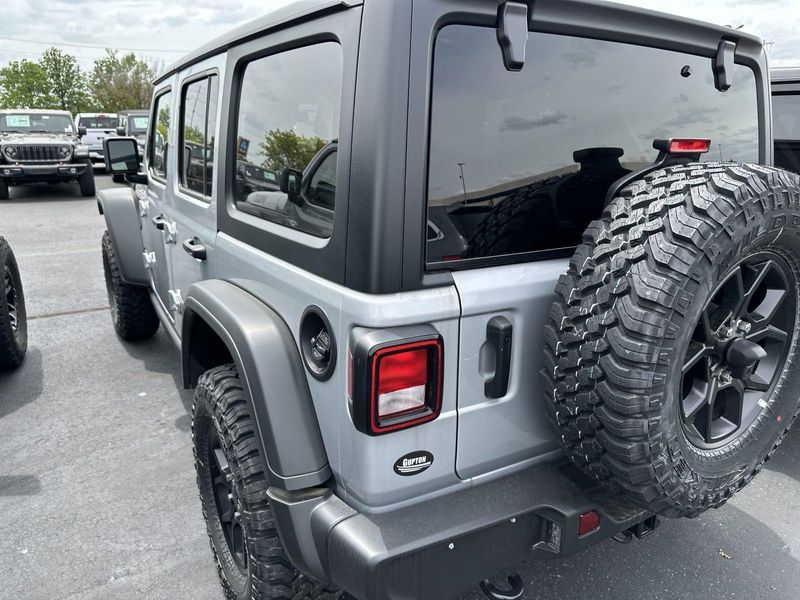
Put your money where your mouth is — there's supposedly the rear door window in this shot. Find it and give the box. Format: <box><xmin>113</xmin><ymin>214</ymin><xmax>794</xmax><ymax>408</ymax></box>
<box><xmin>234</xmin><ymin>42</ymin><xmax>343</xmax><ymax>238</ymax></box>
<box><xmin>426</xmin><ymin>26</ymin><xmax>760</xmax><ymax>265</ymax></box>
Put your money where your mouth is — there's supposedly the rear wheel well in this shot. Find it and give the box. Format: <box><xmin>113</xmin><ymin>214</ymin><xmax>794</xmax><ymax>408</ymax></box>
<box><xmin>184</xmin><ymin>312</ymin><xmax>234</xmax><ymax>388</ymax></box>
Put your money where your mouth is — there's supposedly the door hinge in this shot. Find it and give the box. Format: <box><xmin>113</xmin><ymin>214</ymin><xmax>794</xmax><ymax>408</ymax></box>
<box><xmin>164</xmin><ymin>220</ymin><xmax>178</xmax><ymax>245</ymax></box>
<box><xmin>139</xmin><ymin>198</ymin><xmax>150</xmax><ymax>218</ymax></box>
<box><xmin>168</xmin><ymin>289</ymin><xmax>184</xmax><ymax>314</ymax></box>
<box><xmin>143</xmin><ymin>251</ymin><xmax>156</xmax><ymax>270</ymax></box>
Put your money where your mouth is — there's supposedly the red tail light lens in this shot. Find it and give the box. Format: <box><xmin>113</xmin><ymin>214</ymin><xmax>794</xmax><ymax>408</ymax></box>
<box><xmin>668</xmin><ymin>138</ymin><xmax>711</xmax><ymax>154</ymax></box>
<box><xmin>355</xmin><ymin>338</ymin><xmax>442</xmax><ymax>435</ymax></box>
<box><xmin>578</xmin><ymin>510</ymin><xmax>601</xmax><ymax>536</ymax></box>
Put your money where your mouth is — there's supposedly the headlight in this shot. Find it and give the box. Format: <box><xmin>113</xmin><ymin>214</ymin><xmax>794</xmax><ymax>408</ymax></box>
<box><xmin>59</xmin><ymin>145</ymin><xmax>71</xmax><ymax>158</ymax></box>
<box><xmin>3</xmin><ymin>146</ymin><xmax>17</xmax><ymax>159</ymax></box>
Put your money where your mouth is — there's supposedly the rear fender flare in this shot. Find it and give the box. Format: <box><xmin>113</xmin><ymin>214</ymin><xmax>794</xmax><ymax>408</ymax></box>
<box><xmin>182</xmin><ymin>279</ymin><xmax>331</xmax><ymax>491</ymax></box>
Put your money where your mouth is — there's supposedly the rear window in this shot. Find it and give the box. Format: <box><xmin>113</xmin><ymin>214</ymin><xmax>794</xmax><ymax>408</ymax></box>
<box><xmin>78</xmin><ymin>115</ymin><xmax>118</xmax><ymax>129</ymax></box>
<box><xmin>773</xmin><ymin>93</ymin><xmax>800</xmax><ymax>140</ymax></box>
<box><xmin>426</xmin><ymin>26</ymin><xmax>760</xmax><ymax>266</ymax></box>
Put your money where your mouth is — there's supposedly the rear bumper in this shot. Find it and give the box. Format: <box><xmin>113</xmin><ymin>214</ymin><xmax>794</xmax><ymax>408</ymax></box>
<box><xmin>0</xmin><ymin>163</ymin><xmax>87</xmax><ymax>180</ymax></box>
<box><xmin>270</xmin><ymin>462</ymin><xmax>651</xmax><ymax>600</ymax></box>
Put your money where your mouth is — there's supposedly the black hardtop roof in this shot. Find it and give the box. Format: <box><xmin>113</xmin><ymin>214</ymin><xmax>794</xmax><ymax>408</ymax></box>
<box><xmin>155</xmin><ymin>0</ymin><xmax>763</xmax><ymax>85</ymax></box>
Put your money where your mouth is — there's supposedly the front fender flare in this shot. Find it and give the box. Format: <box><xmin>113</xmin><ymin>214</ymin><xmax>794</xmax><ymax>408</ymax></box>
<box><xmin>97</xmin><ymin>187</ymin><xmax>147</xmax><ymax>286</ymax></box>
<box><xmin>183</xmin><ymin>279</ymin><xmax>331</xmax><ymax>491</ymax></box>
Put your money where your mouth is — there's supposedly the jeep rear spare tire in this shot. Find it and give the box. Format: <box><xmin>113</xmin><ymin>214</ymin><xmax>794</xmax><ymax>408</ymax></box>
<box><xmin>543</xmin><ymin>163</ymin><xmax>800</xmax><ymax>518</ymax></box>
<box><xmin>0</xmin><ymin>237</ymin><xmax>27</xmax><ymax>369</ymax></box>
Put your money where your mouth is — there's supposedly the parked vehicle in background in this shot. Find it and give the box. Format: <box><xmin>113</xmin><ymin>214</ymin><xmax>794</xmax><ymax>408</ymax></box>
<box><xmin>75</xmin><ymin>113</ymin><xmax>119</xmax><ymax>169</ymax></box>
<box><xmin>98</xmin><ymin>2</ymin><xmax>800</xmax><ymax>600</ymax></box>
<box><xmin>772</xmin><ymin>67</ymin><xmax>800</xmax><ymax>173</ymax></box>
<box><xmin>0</xmin><ymin>237</ymin><xmax>26</xmax><ymax>369</ymax></box>
<box><xmin>0</xmin><ymin>109</ymin><xmax>95</xmax><ymax>199</ymax></box>
<box><xmin>113</xmin><ymin>110</ymin><xmax>150</xmax><ymax>183</ymax></box>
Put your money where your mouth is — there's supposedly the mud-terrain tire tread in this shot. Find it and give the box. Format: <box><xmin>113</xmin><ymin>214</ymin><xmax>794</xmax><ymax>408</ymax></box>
<box><xmin>79</xmin><ymin>161</ymin><xmax>96</xmax><ymax>197</ymax></box>
<box><xmin>101</xmin><ymin>231</ymin><xmax>158</xmax><ymax>340</ymax></box>
<box><xmin>542</xmin><ymin>162</ymin><xmax>800</xmax><ymax>518</ymax></box>
<box><xmin>0</xmin><ymin>237</ymin><xmax>27</xmax><ymax>369</ymax></box>
<box><xmin>193</xmin><ymin>365</ymin><xmax>343</xmax><ymax>600</ymax></box>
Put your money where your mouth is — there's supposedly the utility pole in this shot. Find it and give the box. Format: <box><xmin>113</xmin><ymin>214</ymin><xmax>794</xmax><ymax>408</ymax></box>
<box><xmin>457</xmin><ymin>162</ymin><xmax>467</xmax><ymax>202</ymax></box>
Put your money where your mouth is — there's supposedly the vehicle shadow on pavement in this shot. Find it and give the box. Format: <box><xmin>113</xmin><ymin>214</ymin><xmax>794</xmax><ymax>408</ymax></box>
<box><xmin>119</xmin><ymin>329</ymin><xmax>194</xmax><ymax>430</ymax></box>
<box><xmin>0</xmin><ymin>474</ymin><xmax>41</xmax><ymax>496</ymax></box>
<box><xmin>3</xmin><ymin>182</ymin><xmax>89</xmax><ymax>202</ymax></box>
<box><xmin>762</xmin><ymin>426</ymin><xmax>800</xmax><ymax>481</ymax></box>
<box><xmin>0</xmin><ymin>347</ymin><xmax>43</xmax><ymax>420</ymax></box>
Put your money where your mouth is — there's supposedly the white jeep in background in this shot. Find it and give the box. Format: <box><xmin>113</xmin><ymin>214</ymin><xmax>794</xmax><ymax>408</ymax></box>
<box><xmin>75</xmin><ymin>113</ymin><xmax>119</xmax><ymax>169</ymax></box>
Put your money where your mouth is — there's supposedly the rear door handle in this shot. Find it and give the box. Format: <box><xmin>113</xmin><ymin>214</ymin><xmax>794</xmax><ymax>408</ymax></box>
<box><xmin>485</xmin><ymin>316</ymin><xmax>513</xmax><ymax>399</ymax></box>
<box><xmin>182</xmin><ymin>237</ymin><xmax>207</xmax><ymax>261</ymax></box>
<box><xmin>152</xmin><ymin>214</ymin><xmax>166</xmax><ymax>230</ymax></box>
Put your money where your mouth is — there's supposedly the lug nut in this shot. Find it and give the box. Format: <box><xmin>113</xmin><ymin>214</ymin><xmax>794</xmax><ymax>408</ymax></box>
<box><xmin>719</xmin><ymin>372</ymin><xmax>733</xmax><ymax>385</ymax></box>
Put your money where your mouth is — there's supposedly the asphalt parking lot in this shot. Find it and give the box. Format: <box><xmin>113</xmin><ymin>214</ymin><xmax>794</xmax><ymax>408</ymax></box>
<box><xmin>1</xmin><ymin>176</ymin><xmax>800</xmax><ymax>600</ymax></box>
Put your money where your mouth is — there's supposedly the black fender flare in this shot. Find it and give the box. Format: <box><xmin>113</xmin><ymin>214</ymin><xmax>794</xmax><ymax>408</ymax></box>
<box><xmin>97</xmin><ymin>187</ymin><xmax>148</xmax><ymax>286</ymax></box>
<box><xmin>182</xmin><ymin>279</ymin><xmax>331</xmax><ymax>491</ymax></box>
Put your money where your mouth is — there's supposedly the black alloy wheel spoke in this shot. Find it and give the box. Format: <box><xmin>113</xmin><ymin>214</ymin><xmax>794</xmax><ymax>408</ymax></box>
<box><xmin>208</xmin><ymin>430</ymin><xmax>248</xmax><ymax>573</ymax></box>
<box><xmin>680</xmin><ymin>252</ymin><xmax>796</xmax><ymax>449</ymax></box>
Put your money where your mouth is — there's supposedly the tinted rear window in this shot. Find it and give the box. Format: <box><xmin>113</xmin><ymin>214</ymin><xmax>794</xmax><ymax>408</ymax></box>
<box><xmin>773</xmin><ymin>93</ymin><xmax>800</xmax><ymax>140</ymax></box>
<box><xmin>426</xmin><ymin>26</ymin><xmax>760</xmax><ymax>266</ymax></box>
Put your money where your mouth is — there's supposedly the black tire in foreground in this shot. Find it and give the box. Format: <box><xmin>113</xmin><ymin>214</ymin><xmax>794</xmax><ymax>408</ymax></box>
<box><xmin>0</xmin><ymin>237</ymin><xmax>27</xmax><ymax>369</ymax></box>
<box><xmin>0</xmin><ymin>179</ymin><xmax>8</xmax><ymax>200</ymax></box>
<box><xmin>101</xmin><ymin>231</ymin><xmax>158</xmax><ymax>341</ymax></box>
<box><xmin>79</xmin><ymin>161</ymin><xmax>96</xmax><ymax>197</ymax></box>
<box><xmin>193</xmin><ymin>365</ymin><xmax>343</xmax><ymax>600</ymax></box>
<box><xmin>543</xmin><ymin>163</ymin><xmax>800</xmax><ymax>518</ymax></box>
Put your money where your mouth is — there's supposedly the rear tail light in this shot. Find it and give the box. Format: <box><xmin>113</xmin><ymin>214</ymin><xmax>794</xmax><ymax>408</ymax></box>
<box><xmin>350</xmin><ymin>332</ymin><xmax>443</xmax><ymax>435</ymax></box>
<box><xmin>578</xmin><ymin>510</ymin><xmax>601</xmax><ymax>536</ymax></box>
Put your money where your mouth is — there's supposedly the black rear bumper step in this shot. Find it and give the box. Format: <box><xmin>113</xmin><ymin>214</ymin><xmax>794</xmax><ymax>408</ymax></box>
<box><xmin>270</xmin><ymin>462</ymin><xmax>653</xmax><ymax>600</ymax></box>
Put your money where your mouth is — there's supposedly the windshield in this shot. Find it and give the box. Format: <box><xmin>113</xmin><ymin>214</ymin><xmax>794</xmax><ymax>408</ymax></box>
<box><xmin>0</xmin><ymin>113</ymin><xmax>74</xmax><ymax>134</ymax></box>
<box><xmin>77</xmin><ymin>115</ymin><xmax>119</xmax><ymax>129</ymax></box>
<box><xmin>129</xmin><ymin>116</ymin><xmax>149</xmax><ymax>133</ymax></box>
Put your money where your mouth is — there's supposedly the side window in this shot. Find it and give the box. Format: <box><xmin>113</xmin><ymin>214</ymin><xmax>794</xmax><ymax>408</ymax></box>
<box><xmin>180</xmin><ymin>74</ymin><xmax>219</xmax><ymax>198</ymax></box>
<box><xmin>234</xmin><ymin>42</ymin><xmax>343</xmax><ymax>238</ymax></box>
<box><xmin>150</xmin><ymin>90</ymin><xmax>172</xmax><ymax>180</ymax></box>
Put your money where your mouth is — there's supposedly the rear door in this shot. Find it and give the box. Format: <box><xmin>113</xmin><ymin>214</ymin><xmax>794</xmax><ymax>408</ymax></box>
<box><xmin>141</xmin><ymin>86</ymin><xmax>176</xmax><ymax>320</ymax></box>
<box><xmin>167</xmin><ymin>61</ymin><xmax>223</xmax><ymax>332</ymax></box>
<box><xmin>420</xmin><ymin>11</ymin><xmax>762</xmax><ymax>479</ymax></box>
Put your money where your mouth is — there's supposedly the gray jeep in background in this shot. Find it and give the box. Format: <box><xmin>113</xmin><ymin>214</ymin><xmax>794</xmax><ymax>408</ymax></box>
<box><xmin>0</xmin><ymin>109</ymin><xmax>95</xmax><ymax>199</ymax></box>
<box><xmin>97</xmin><ymin>1</ymin><xmax>800</xmax><ymax>599</ymax></box>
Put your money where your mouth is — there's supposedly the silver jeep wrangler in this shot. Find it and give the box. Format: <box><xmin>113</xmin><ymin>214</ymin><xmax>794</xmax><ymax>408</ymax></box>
<box><xmin>0</xmin><ymin>109</ymin><xmax>95</xmax><ymax>200</ymax></box>
<box><xmin>98</xmin><ymin>1</ymin><xmax>800</xmax><ymax>599</ymax></box>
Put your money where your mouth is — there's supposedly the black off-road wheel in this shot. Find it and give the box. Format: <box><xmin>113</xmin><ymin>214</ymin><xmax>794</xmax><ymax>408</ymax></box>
<box><xmin>543</xmin><ymin>163</ymin><xmax>800</xmax><ymax>518</ymax></box>
<box><xmin>193</xmin><ymin>365</ymin><xmax>343</xmax><ymax>600</ymax></box>
<box><xmin>101</xmin><ymin>231</ymin><xmax>158</xmax><ymax>341</ymax></box>
<box><xmin>0</xmin><ymin>237</ymin><xmax>27</xmax><ymax>369</ymax></box>
<box><xmin>79</xmin><ymin>161</ymin><xmax>96</xmax><ymax>197</ymax></box>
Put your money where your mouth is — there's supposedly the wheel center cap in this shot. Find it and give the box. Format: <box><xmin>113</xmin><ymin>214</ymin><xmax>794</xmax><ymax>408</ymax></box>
<box><xmin>725</xmin><ymin>337</ymin><xmax>767</xmax><ymax>378</ymax></box>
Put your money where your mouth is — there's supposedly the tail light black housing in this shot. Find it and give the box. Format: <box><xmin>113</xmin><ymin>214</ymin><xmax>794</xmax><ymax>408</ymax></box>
<box><xmin>349</xmin><ymin>326</ymin><xmax>443</xmax><ymax>435</ymax></box>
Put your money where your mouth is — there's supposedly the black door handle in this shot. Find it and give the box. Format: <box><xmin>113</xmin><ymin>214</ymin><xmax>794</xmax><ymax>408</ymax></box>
<box><xmin>485</xmin><ymin>316</ymin><xmax>513</xmax><ymax>399</ymax></box>
<box><xmin>182</xmin><ymin>237</ymin><xmax>207</xmax><ymax>260</ymax></box>
<box><xmin>152</xmin><ymin>214</ymin><xmax>166</xmax><ymax>230</ymax></box>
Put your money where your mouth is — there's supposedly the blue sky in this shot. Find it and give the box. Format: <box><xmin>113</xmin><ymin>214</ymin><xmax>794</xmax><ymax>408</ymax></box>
<box><xmin>0</xmin><ymin>0</ymin><xmax>798</xmax><ymax>71</ymax></box>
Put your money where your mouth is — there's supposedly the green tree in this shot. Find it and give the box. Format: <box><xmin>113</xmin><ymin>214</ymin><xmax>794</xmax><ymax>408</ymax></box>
<box><xmin>0</xmin><ymin>59</ymin><xmax>53</xmax><ymax>109</ymax></box>
<box><xmin>89</xmin><ymin>50</ymin><xmax>155</xmax><ymax>112</ymax></box>
<box><xmin>40</xmin><ymin>48</ymin><xmax>91</xmax><ymax>113</ymax></box>
<box><xmin>259</xmin><ymin>129</ymin><xmax>326</xmax><ymax>173</ymax></box>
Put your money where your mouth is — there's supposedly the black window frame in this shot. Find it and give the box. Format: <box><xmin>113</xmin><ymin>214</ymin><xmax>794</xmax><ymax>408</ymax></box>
<box><xmin>178</xmin><ymin>71</ymin><xmax>220</xmax><ymax>201</ymax></box>
<box><xmin>400</xmin><ymin>2</ymin><xmax>772</xmax><ymax>288</ymax></box>
<box><xmin>217</xmin><ymin>8</ymin><xmax>359</xmax><ymax>285</ymax></box>
<box><xmin>148</xmin><ymin>88</ymin><xmax>173</xmax><ymax>184</ymax></box>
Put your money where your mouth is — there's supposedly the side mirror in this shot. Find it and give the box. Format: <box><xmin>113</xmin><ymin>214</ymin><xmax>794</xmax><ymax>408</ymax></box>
<box><xmin>78</xmin><ymin>126</ymin><xmax>87</xmax><ymax>137</ymax></box>
<box><xmin>280</xmin><ymin>167</ymin><xmax>303</xmax><ymax>204</ymax></box>
<box><xmin>116</xmin><ymin>126</ymin><xmax>126</xmax><ymax>136</ymax></box>
<box><xmin>104</xmin><ymin>137</ymin><xmax>142</xmax><ymax>178</ymax></box>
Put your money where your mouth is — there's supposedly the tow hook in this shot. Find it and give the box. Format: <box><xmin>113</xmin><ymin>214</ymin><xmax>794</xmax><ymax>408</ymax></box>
<box><xmin>480</xmin><ymin>573</ymin><xmax>524</xmax><ymax>600</ymax></box>
<box><xmin>612</xmin><ymin>515</ymin><xmax>661</xmax><ymax>544</ymax></box>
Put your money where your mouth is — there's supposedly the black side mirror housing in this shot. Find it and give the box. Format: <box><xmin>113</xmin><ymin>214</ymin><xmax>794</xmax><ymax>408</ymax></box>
<box><xmin>103</xmin><ymin>137</ymin><xmax>142</xmax><ymax>178</ymax></box>
<box><xmin>280</xmin><ymin>167</ymin><xmax>303</xmax><ymax>204</ymax></box>
<box><xmin>78</xmin><ymin>126</ymin><xmax>87</xmax><ymax>137</ymax></box>
<box><xmin>116</xmin><ymin>126</ymin><xmax>126</xmax><ymax>136</ymax></box>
